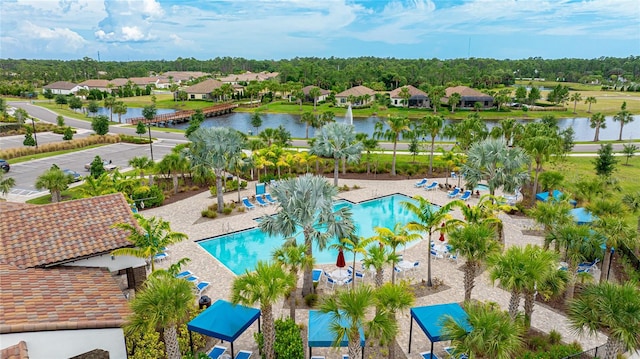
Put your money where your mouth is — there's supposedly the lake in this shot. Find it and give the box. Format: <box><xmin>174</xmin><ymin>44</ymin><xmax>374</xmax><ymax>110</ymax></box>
<box><xmin>94</xmin><ymin>107</ymin><xmax>176</xmax><ymax>121</ymax></box>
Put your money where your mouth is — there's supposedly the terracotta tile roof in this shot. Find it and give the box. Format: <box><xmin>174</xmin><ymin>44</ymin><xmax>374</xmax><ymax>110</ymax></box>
<box><xmin>0</xmin><ymin>265</ymin><xmax>130</xmax><ymax>334</ymax></box>
<box><xmin>78</xmin><ymin>79</ymin><xmax>110</xmax><ymax>88</ymax></box>
<box><xmin>43</xmin><ymin>81</ymin><xmax>78</xmax><ymax>90</ymax></box>
<box><xmin>184</xmin><ymin>79</ymin><xmax>225</xmax><ymax>94</ymax></box>
<box><xmin>109</xmin><ymin>78</ymin><xmax>129</xmax><ymax>87</ymax></box>
<box><xmin>0</xmin><ymin>341</ymin><xmax>29</xmax><ymax>359</ymax></box>
<box><xmin>389</xmin><ymin>85</ymin><xmax>427</xmax><ymax>98</ymax></box>
<box><xmin>0</xmin><ymin>201</ymin><xmax>32</xmax><ymax>211</ymax></box>
<box><xmin>129</xmin><ymin>77</ymin><xmax>158</xmax><ymax>86</ymax></box>
<box><xmin>335</xmin><ymin>85</ymin><xmax>376</xmax><ymax>98</ymax></box>
<box><xmin>0</xmin><ymin>193</ymin><xmax>137</xmax><ymax>269</ymax></box>
<box><xmin>445</xmin><ymin>85</ymin><xmax>492</xmax><ymax>99</ymax></box>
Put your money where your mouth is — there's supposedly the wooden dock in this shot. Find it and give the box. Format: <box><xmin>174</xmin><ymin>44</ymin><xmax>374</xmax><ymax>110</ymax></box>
<box><xmin>127</xmin><ymin>103</ymin><xmax>237</xmax><ymax>126</ymax></box>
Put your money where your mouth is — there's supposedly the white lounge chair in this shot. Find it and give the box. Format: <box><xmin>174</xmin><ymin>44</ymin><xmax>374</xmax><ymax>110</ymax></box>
<box><xmin>241</xmin><ymin>197</ymin><xmax>255</xmax><ymax>210</ymax></box>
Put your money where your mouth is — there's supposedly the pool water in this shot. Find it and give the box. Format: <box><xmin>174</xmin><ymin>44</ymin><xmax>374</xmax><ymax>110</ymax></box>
<box><xmin>199</xmin><ymin>194</ymin><xmax>430</xmax><ymax>275</ymax></box>
<box><xmin>474</xmin><ymin>184</ymin><xmax>489</xmax><ymax>191</ymax></box>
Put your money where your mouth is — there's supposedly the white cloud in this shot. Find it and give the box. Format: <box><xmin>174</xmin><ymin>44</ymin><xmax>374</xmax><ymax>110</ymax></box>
<box><xmin>20</xmin><ymin>21</ymin><xmax>87</xmax><ymax>51</ymax></box>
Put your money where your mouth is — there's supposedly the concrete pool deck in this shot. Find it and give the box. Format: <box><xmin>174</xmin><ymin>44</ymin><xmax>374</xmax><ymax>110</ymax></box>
<box><xmin>144</xmin><ymin>177</ymin><xmax>607</xmax><ymax>358</ymax></box>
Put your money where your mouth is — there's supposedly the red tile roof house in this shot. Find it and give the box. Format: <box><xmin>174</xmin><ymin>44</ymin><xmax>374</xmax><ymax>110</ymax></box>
<box><xmin>389</xmin><ymin>85</ymin><xmax>430</xmax><ymax>108</ymax></box>
<box><xmin>334</xmin><ymin>85</ymin><xmax>376</xmax><ymax>107</ymax></box>
<box><xmin>42</xmin><ymin>81</ymin><xmax>83</xmax><ymax>95</ymax></box>
<box><xmin>77</xmin><ymin>79</ymin><xmax>112</xmax><ymax>92</ymax></box>
<box><xmin>0</xmin><ymin>193</ymin><xmax>147</xmax><ymax>359</ymax></box>
<box><xmin>443</xmin><ymin>85</ymin><xmax>494</xmax><ymax>109</ymax></box>
<box><xmin>302</xmin><ymin>85</ymin><xmax>330</xmax><ymax>103</ymax></box>
<box><xmin>183</xmin><ymin>79</ymin><xmax>226</xmax><ymax>100</ymax></box>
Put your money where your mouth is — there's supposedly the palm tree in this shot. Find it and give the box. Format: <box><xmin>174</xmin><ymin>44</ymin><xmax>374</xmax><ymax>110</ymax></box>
<box><xmin>590</xmin><ymin>112</ymin><xmax>606</xmax><ymax>142</ymax></box>
<box><xmin>319</xmin><ymin>285</ymin><xmax>396</xmax><ymax>359</ymax></box>
<box><xmin>35</xmin><ymin>164</ymin><xmax>71</xmax><ymax>203</ymax></box>
<box><xmin>488</xmin><ymin>246</ymin><xmax>531</xmax><ymax>319</ymax></box>
<box><xmin>374</xmin><ymin>116</ymin><xmax>410</xmax><ymax>176</ymax></box>
<box><xmin>489</xmin><ymin>118</ymin><xmax>520</xmax><ymax>147</ymax></box>
<box><xmin>462</xmin><ymin>138</ymin><xmax>530</xmax><ymax>196</ymax></box>
<box><xmin>355</xmin><ymin>133</ymin><xmax>378</xmax><ymax>174</ymax></box>
<box><xmin>79</xmin><ymin>172</ymin><xmax>117</xmax><ymax>198</ymax></box>
<box><xmin>362</xmin><ymin>244</ymin><xmax>392</xmax><ymax>288</ymax></box>
<box><xmin>187</xmin><ymin>127</ymin><xmax>245</xmax><ymax>213</ymax></box>
<box><xmin>375</xmin><ymin>282</ymin><xmax>415</xmax><ymax>359</ymax></box>
<box><xmin>428</xmin><ymin>86</ymin><xmax>445</xmax><ymax>113</ymax></box>
<box><xmin>569</xmin><ymin>92</ymin><xmax>582</xmax><ymax>114</ymax></box>
<box><xmin>399</xmin><ymin>86</ymin><xmax>411</xmax><ymax>108</ymax></box>
<box><xmin>309</xmin><ymin>86</ymin><xmax>322</xmax><ymax>111</ymax></box>
<box><xmin>520</xmin><ymin>124</ymin><xmax>561</xmax><ymax>194</ymax></box>
<box><xmin>584</xmin><ymin>96</ymin><xmax>597</xmax><ymax>113</ymax></box>
<box><xmin>335</xmin><ymin>235</ymin><xmax>374</xmax><ymax>289</ymax></box>
<box><xmin>128</xmin><ymin>156</ymin><xmax>155</xmax><ymax>183</ymax></box>
<box><xmin>272</xmin><ymin>243</ymin><xmax>313</xmax><ymax>320</ymax></box>
<box><xmin>613</xmin><ymin>101</ymin><xmax>634</xmax><ymax>141</ymax></box>
<box><xmin>447</xmin><ymin>222</ymin><xmax>501</xmax><ymax>302</ymax></box>
<box><xmin>568</xmin><ymin>281</ymin><xmax>640</xmax><ymax>359</ymax></box>
<box><xmin>372</xmin><ymin>225</ymin><xmax>419</xmax><ymax>284</ymax></box>
<box><xmin>521</xmin><ymin>246</ymin><xmax>566</xmax><ymax>329</ymax></box>
<box><xmin>231</xmin><ymin>261</ymin><xmax>294</xmax><ymax>359</ymax></box>
<box><xmin>300</xmin><ymin>111</ymin><xmax>315</xmax><ymax>139</ymax></box>
<box><xmin>591</xmin><ymin>216</ymin><xmax>635</xmax><ymax>283</ymax></box>
<box><xmin>622</xmin><ymin>191</ymin><xmax>640</xmax><ymax>235</ymax></box>
<box><xmin>260</xmin><ymin>175</ymin><xmax>355</xmax><ymax>296</ymax></box>
<box><xmin>157</xmin><ymin>152</ymin><xmax>188</xmax><ymax>194</ymax></box>
<box><xmin>103</xmin><ymin>96</ymin><xmax>116</xmax><ymax>122</ymax></box>
<box><xmin>125</xmin><ymin>271</ymin><xmax>195</xmax><ymax>359</ymax></box>
<box><xmin>448</xmin><ymin>92</ymin><xmax>461</xmax><ymax>113</ymax></box>
<box><xmin>310</xmin><ymin>122</ymin><xmax>362</xmax><ymax>186</ymax></box>
<box><xmin>527</xmin><ymin>200</ymin><xmax>573</xmax><ymax>249</ymax></box>
<box><xmin>442</xmin><ymin>301</ymin><xmax>525</xmax><ymax>359</ymax></box>
<box><xmin>111</xmin><ymin>215</ymin><xmax>188</xmax><ymax>271</ymax></box>
<box><xmin>113</xmin><ymin>101</ymin><xmax>128</xmax><ymax>124</ymax></box>
<box><xmin>420</xmin><ymin>115</ymin><xmax>444</xmax><ymax>175</ymax></box>
<box><xmin>0</xmin><ymin>171</ymin><xmax>16</xmax><ymax>197</ymax></box>
<box><xmin>403</xmin><ymin>196</ymin><xmax>455</xmax><ymax>286</ymax></box>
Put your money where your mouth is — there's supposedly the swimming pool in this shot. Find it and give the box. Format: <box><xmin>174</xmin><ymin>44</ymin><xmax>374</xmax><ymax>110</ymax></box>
<box><xmin>198</xmin><ymin>194</ymin><xmax>428</xmax><ymax>275</ymax></box>
<box><xmin>474</xmin><ymin>184</ymin><xmax>489</xmax><ymax>191</ymax></box>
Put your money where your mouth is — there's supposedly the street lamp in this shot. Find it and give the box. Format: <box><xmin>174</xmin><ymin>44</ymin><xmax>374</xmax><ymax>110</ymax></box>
<box><xmin>147</xmin><ymin>123</ymin><xmax>154</xmax><ymax>162</ymax></box>
<box><xmin>31</xmin><ymin>117</ymin><xmax>38</xmax><ymax>149</ymax></box>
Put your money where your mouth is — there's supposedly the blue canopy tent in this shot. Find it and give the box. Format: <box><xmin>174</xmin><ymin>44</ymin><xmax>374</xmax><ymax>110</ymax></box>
<box><xmin>308</xmin><ymin>310</ymin><xmax>365</xmax><ymax>359</ymax></box>
<box><xmin>571</xmin><ymin>207</ymin><xmax>596</xmax><ymax>225</ymax></box>
<box><xmin>535</xmin><ymin>190</ymin><xmax>577</xmax><ymax>207</ymax></box>
<box><xmin>187</xmin><ymin>299</ymin><xmax>261</xmax><ymax>358</ymax></box>
<box><xmin>408</xmin><ymin>303</ymin><xmax>472</xmax><ymax>357</ymax></box>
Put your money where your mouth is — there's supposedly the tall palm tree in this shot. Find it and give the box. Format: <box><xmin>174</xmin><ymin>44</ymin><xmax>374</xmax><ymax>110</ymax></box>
<box><xmin>442</xmin><ymin>301</ymin><xmax>525</xmax><ymax>359</ymax></box>
<box><xmin>319</xmin><ymin>285</ymin><xmax>396</xmax><ymax>359</ymax></box>
<box><xmin>355</xmin><ymin>133</ymin><xmax>378</xmax><ymax>174</ymax></box>
<box><xmin>519</xmin><ymin>122</ymin><xmax>561</xmax><ymax>194</ymax></box>
<box><xmin>447</xmin><ymin>222</ymin><xmax>501</xmax><ymax>301</ymax></box>
<box><xmin>403</xmin><ymin>196</ymin><xmax>455</xmax><ymax>286</ymax></box>
<box><xmin>113</xmin><ymin>101</ymin><xmax>127</xmax><ymax>124</ymax></box>
<box><xmin>521</xmin><ymin>246</ymin><xmax>566</xmax><ymax>329</ymax></box>
<box><xmin>591</xmin><ymin>216</ymin><xmax>635</xmax><ymax>283</ymax></box>
<box><xmin>231</xmin><ymin>261</ymin><xmax>294</xmax><ymax>359</ymax></box>
<box><xmin>584</xmin><ymin>96</ymin><xmax>597</xmax><ymax>113</ymax></box>
<box><xmin>374</xmin><ymin>116</ymin><xmax>410</xmax><ymax>176</ymax></box>
<box><xmin>272</xmin><ymin>243</ymin><xmax>313</xmax><ymax>320</ymax></box>
<box><xmin>420</xmin><ymin>115</ymin><xmax>444</xmax><ymax>175</ymax></box>
<box><xmin>570</xmin><ymin>92</ymin><xmax>582</xmax><ymax>114</ymax></box>
<box><xmin>111</xmin><ymin>215</ymin><xmax>188</xmax><ymax>271</ymax></box>
<box><xmin>187</xmin><ymin>127</ymin><xmax>245</xmax><ymax>213</ymax></box>
<box><xmin>399</xmin><ymin>86</ymin><xmax>411</xmax><ymax>108</ymax></box>
<box><xmin>300</xmin><ymin>111</ymin><xmax>315</xmax><ymax>139</ymax></box>
<box><xmin>0</xmin><ymin>172</ymin><xmax>16</xmax><ymax>197</ymax></box>
<box><xmin>309</xmin><ymin>86</ymin><xmax>322</xmax><ymax>111</ymax></box>
<box><xmin>448</xmin><ymin>92</ymin><xmax>461</xmax><ymax>113</ymax></box>
<box><xmin>527</xmin><ymin>200</ymin><xmax>573</xmax><ymax>249</ymax></box>
<box><xmin>104</xmin><ymin>95</ymin><xmax>117</xmax><ymax>122</ymax></box>
<box><xmin>462</xmin><ymin>138</ymin><xmax>529</xmax><ymax>196</ymax></box>
<box><xmin>568</xmin><ymin>281</ymin><xmax>640</xmax><ymax>359</ymax></box>
<box><xmin>372</xmin><ymin>224</ymin><xmax>419</xmax><ymax>284</ymax></box>
<box><xmin>310</xmin><ymin>122</ymin><xmax>362</xmax><ymax>186</ymax></box>
<box><xmin>589</xmin><ymin>112</ymin><xmax>606</xmax><ymax>142</ymax></box>
<box><xmin>622</xmin><ymin>191</ymin><xmax>640</xmax><ymax>235</ymax></box>
<box><xmin>128</xmin><ymin>155</ymin><xmax>155</xmax><ymax>184</ymax></box>
<box><xmin>488</xmin><ymin>245</ymin><xmax>531</xmax><ymax>319</ymax></box>
<box><xmin>375</xmin><ymin>282</ymin><xmax>415</xmax><ymax>359</ymax></box>
<box><xmin>125</xmin><ymin>271</ymin><xmax>195</xmax><ymax>359</ymax></box>
<box><xmin>35</xmin><ymin>164</ymin><xmax>71</xmax><ymax>203</ymax></box>
<box><xmin>362</xmin><ymin>243</ymin><xmax>392</xmax><ymax>288</ymax></box>
<box><xmin>157</xmin><ymin>152</ymin><xmax>189</xmax><ymax>194</ymax></box>
<box><xmin>489</xmin><ymin>118</ymin><xmax>520</xmax><ymax>147</ymax></box>
<box><xmin>335</xmin><ymin>235</ymin><xmax>374</xmax><ymax>289</ymax></box>
<box><xmin>613</xmin><ymin>101</ymin><xmax>634</xmax><ymax>141</ymax></box>
<box><xmin>260</xmin><ymin>175</ymin><xmax>355</xmax><ymax>296</ymax></box>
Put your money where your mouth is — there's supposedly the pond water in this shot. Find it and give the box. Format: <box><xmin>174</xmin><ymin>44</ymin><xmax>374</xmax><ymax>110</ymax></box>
<box><xmin>170</xmin><ymin>112</ymin><xmax>639</xmax><ymax>141</ymax></box>
<box><xmin>94</xmin><ymin>107</ymin><xmax>176</xmax><ymax>121</ymax></box>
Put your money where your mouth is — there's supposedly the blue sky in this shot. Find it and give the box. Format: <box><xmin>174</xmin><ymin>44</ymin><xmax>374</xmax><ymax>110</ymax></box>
<box><xmin>1</xmin><ymin>0</ymin><xmax>639</xmax><ymax>61</ymax></box>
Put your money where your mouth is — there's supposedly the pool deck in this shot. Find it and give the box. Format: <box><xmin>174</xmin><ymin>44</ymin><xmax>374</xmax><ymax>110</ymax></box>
<box><xmin>144</xmin><ymin>176</ymin><xmax>607</xmax><ymax>358</ymax></box>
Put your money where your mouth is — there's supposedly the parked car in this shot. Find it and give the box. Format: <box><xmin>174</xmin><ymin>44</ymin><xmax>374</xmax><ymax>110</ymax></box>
<box><xmin>0</xmin><ymin>159</ymin><xmax>9</xmax><ymax>172</ymax></box>
<box><xmin>63</xmin><ymin>169</ymin><xmax>83</xmax><ymax>182</ymax></box>
<box><xmin>84</xmin><ymin>160</ymin><xmax>117</xmax><ymax>171</ymax></box>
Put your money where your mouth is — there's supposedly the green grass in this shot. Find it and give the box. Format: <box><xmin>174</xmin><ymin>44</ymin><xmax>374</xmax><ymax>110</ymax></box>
<box><xmin>8</xmin><ymin>144</ymin><xmax>107</xmax><ymax>164</ymax></box>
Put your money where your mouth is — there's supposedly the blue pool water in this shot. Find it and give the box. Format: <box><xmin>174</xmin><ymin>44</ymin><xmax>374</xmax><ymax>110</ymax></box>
<box><xmin>199</xmin><ymin>194</ymin><xmax>429</xmax><ymax>275</ymax></box>
<box><xmin>474</xmin><ymin>184</ymin><xmax>489</xmax><ymax>191</ymax></box>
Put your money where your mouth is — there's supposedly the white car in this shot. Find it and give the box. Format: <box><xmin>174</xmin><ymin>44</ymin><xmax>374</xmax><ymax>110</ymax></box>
<box><xmin>84</xmin><ymin>160</ymin><xmax>117</xmax><ymax>171</ymax></box>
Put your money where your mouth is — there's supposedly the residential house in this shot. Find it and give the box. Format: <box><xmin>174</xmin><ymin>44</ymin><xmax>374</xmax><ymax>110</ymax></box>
<box><xmin>183</xmin><ymin>79</ymin><xmax>236</xmax><ymax>100</ymax></box>
<box><xmin>444</xmin><ymin>86</ymin><xmax>494</xmax><ymax>109</ymax></box>
<box><xmin>0</xmin><ymin>193</ymin><xmax>147</xmax><ymax>359</ymax></box>
<box><xmin>78</xmin><ymin>79</ymin><xmax>112</xmax><ymax>92</ymax></box>
<box><xmin>389</xmin><ymin>85</ymin><xmax>430</xmax><ymax>108</ymax></box>
<box><xmin>162</xmin><ymin>71</ymin><xmax>210</xmax><ymax>83</ymax></box>
<box><xmin>42</xmin><ymin>81</ymin><xmax>82</xmax><ymax>95</ymax></box>
<box><xmin>302</xmin><ymin>85</ymin><xmax>330</xmax><ymax>103</ymax></box>
<box><xmin>218</xmin><ymin>71</ymin><xmax>279</xmax><ymax>85</ymax></box>
<box><xmin>334</xmin><ymin>85</ymin><xmax>376</xmax><ymax>107</ymax></box>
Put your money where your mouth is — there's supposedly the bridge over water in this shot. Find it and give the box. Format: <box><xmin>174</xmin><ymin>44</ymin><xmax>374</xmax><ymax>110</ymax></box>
<box><xmin>127</xmin><ymin>103</ymin><xmax>237</xmax><ymax>126</ymax></box>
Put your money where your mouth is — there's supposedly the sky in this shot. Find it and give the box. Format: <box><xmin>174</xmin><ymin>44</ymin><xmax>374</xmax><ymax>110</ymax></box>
<box><xmin>1</xmin><ymin>0</ymin><xmax>639</xmax><ymax>61</ymax></box>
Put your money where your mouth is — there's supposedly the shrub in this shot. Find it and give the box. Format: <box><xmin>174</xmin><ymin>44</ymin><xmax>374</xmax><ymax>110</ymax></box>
<box><xmin>131</xmin><ymin>185</ymin><xmax>165</xmax><ymax>208</ymax></box>
<box><xmin>223</xmin><ymin>207</ymin><xmax>233</xmax><ymax>215</ymax></box>
<box><xmin>548</xmin><ymin>330</ymin><xmax>562</xmax><ymax>345</ymax></box>
<box><xmin>62</xmin><ymin>127</ymin><xmax>73</xmax><ymax>140</ymax></box>
<box><xmin>273</xmin><ymin>318</ymin><xmax>304</xmax><ymax>359</ymax></box>
<box><xmin>237</xmin><ymin>206</ymin><xmax>245</xmax><ymax>213</ymax></box>
<box><xmin>240</xmin><ymin>180</ymin><xmax>248</xmax><ymax>189</ymax></box>
<box><xmin>304</xmin><ymin>293</ymin><xmax>318</xmax><ymax>307</ymax></box>
<box><xmin>201</xmin><ymin>209</ymin><xmax>217</xmax><ymax>218</ymax></box>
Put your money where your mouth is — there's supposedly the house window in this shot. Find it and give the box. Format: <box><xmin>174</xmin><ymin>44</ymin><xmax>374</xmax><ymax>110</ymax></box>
<box><xmin>190</xmin><ymin>94</ymin><xmax>195</xmax><ymax>99</ymax></box>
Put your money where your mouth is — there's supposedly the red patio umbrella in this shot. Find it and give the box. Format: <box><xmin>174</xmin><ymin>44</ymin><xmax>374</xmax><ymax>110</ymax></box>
<box><xmin>336</xmin><ymin>248</ymin><xmax>346</xmax><ymax>268</ymax></box>
<box><xmin>439</xmin><ymin>222</ymin><xmax>446</xmax><ymax>242</ymax></box>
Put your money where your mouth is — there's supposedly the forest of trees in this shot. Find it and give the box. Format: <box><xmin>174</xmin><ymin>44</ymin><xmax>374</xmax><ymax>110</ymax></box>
<box><xmin>1</xmin><ymin>56</ymin><xmax>639</xmax><ymax>94</ymax></box>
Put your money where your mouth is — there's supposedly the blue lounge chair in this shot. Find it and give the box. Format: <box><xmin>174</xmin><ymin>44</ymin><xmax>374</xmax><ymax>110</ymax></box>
<box><xmin>234</xmin><ymin>350</ymin><xmax>252</xmax><ymax>359</ymax></box>
<box><xmin>185</xmin><ymin>275</ymin><xmax>199</xmax><ymax>283</ymax></box>
<box><xmin>326</xmin><ymin>276</ymin><xmax>337</xmax><ymax>290</ymax></box>
<box><xmin>195</xmin><ymin>281</ymin><xmax>210</xmax><ymax>295</ymax></box>
<box><xmin>265</xmin><ymin>193</ymin><xmax>278</xmax><ymax>204</ymax></box>
<box><xmin>424</xmin><ymin>181</ymin><xmax>438</xmax><ymax>191</ymax></box>
<box><xmin>447</xmin><ymin>187</ymin><xmax>461</xmax><ymax>198</ymax></box>
<box><xmin>153</xmin><ymin>252</ymin><xmax>168</xmax><ymax>262</ymax></box>
<box><xmin>255</xmin><ymin>196</ymin><xmax>269</xmax><ymax>207</ymax></box>
<box><xmin>415</xmin><ymin>178</ymin><xmax>428</xmax><ymax>187</ymax></box>
<box><xmin>578</xmin><ymin>258</ymin><xmax>599</xmax><ymax>271</ymax></box>
<box><xmin>420</xmin><ymin>352</ymin><xmax>439</xmax><ymax>359</ymax></box>
<box><xmin>444</xmin><ymin>347</ymin><xmax>468</xmax><ymax>359</ymax></box>
<box><xmin>459</xmin><ymin>190</ymin><xmax>472</xmax><ymax>201</ymax></box>
<box><xmin>241</xmin><ymin>197</ymin><xmax>255</xmax><ymax>210</ymax></box>
<box><xmin>176</xmin><ymin>270</ymin><xmax>193</xmax><ymax>279</ymax></box>
<box><xmin>208</xmin><ymin>345</ymin><xmax>227</xmax><ymax>359</ymax></box>
<box><xmin>312</xmin><ymin>269</ymin><xmax>323</xmax><ymax>283</ymax></box>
